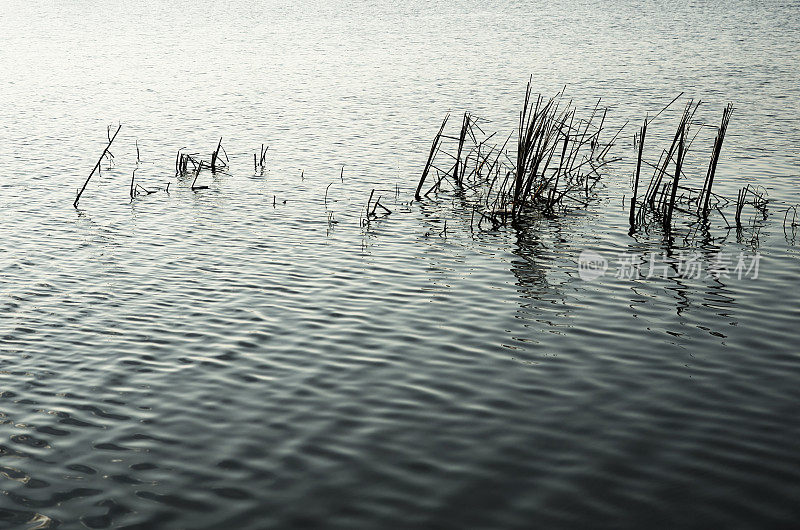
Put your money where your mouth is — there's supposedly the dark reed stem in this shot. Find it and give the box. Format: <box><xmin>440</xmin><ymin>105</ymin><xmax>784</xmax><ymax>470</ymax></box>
<box><xmin>211</xmin><ymin>137</ymin><xmax>222</xmax><ymax>171</ymax></box>
<box><xmin>376</xmin><ymin>201</ymin><xmax>391</xmax><ymax>215</ymax></box>
<box><xmin>736</xmin><ymin>187</ymin><xmax>746</xmax><ymax>228</ymax></box>
<box><xmin>74</xmin><ymin>124</ymin><xmax>122</xmax><ymax>208</ymax></box>
<box><xmin>699</xmin><ymin>103</ymin><xmax>733</xmax><ymax>217</ymax></box>
<box><xmin>366</xmin><ymin>189</ymin><xmax>375</xmax><ymax>216</ymax></box>
<box><xmin>664</xmin><ymin>124</ymin><xmax>685</xmax><ymax>230</ymax></box>
<box><xmin>453</xmin><ymin>112</ymin><xmax>470</xmax><ymax>187</ymax></box>
<box><xmin>416</xmin><ymin>114</ymin><xmax>449</xmax><ymax>201</ymax></box>
<box><xmin>630</xmin><ymin>119</ymin><xmax>647</xmax><ymax>228</ymax></box>
<box><xmin>130</xmin><ymin>168</ymin><xmax>137</xmax><ymax>199</ymax></box>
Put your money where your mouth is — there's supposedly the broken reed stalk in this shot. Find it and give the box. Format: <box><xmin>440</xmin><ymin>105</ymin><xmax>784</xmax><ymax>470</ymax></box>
<box><xmin>210</xmin><ymin>137</ymin><xmax>222</xmax><ymax>171</ymax></box>
<box><xmin>260</xmin><ymin>144</ymin><xmax>268</xmax><ymax>166</ymax></box>
<box><xmin>415</xmin><ymin>113</ymin><xmax>449</xmax><ymax>201</ymax></box>
<box><xmin>130</xmin><ymin>168</ymin><xmax>137</xmax><ymax>199</ymax></box>
<box><xmin>699</xmin><ymin>103</ymin><xmax>733</xmax><ymax>217</ymax></box>
<box><xmin>365</xmin><ymin>189</ymin><xmax>375</xmax><ymax>217</ymax></box>
<box><xmin>74</xmin><ymin>124</ymin><xmax>122</xmax><ymax>208</ymax></box>
<box><xmin>376</xmin><ymin>201</ymin><xmax>391</xmax><ymax>215</ymax></box>
<box><xmin>364</xmin><ymin>189</ymin><xmax>391</xmax><ymax>219</ymax></box>
<box><xmin>190</xmin><ymin>166</ymin><xmax>205</xmax><ymax>190</ymax></box>
<box><xmin>629</xmin><ymin>119</ymin><xmax>647</xmax><ymax>228</ymax></box>
<box><xmin>371</xmin><ymin>195</ymin><xmax>382</xmax><ymax>216</ymax></box>
<box><xmin>254</xmin><ymin>144</ymin><xmax>269</xmax><ymax>171</ymax></box>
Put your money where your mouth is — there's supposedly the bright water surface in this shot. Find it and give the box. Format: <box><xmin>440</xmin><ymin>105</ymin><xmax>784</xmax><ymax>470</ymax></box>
<box><xmin>1</xmin><ymin>1</ymin><xmax>800</xmax><ymax>528</ymax></box>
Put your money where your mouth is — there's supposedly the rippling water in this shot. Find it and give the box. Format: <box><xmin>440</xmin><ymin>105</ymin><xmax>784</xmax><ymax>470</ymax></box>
<box><xmin>2</xmin><ymin>1</ymin><xmax>800</xmax><ymax>528</ymax></box>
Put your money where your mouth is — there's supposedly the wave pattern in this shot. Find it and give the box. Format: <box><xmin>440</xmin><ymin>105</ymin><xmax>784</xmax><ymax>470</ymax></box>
<box><xmin>2</xmin><ymin>0</ymin><xmax>800</xmax><ymax>527</ymax></box>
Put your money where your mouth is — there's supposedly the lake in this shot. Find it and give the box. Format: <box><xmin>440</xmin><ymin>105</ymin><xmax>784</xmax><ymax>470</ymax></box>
<box><xmin>1</xmin><ymin>0</ymin><xmax>799</xmax><ymax>528</ymax></box>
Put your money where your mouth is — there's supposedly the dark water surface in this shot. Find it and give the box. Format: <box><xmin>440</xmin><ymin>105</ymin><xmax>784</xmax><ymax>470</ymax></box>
<box><xmin>2</xmin><ymin>1</ymin><xmax>800</xmax><ymax>528</ymax></box>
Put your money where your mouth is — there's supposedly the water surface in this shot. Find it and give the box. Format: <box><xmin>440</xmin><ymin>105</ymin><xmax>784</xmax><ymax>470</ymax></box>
<box><xmin>1</xmin><ymin>1</ymin><xmax>799</xmax><ymax>528</ymax></box>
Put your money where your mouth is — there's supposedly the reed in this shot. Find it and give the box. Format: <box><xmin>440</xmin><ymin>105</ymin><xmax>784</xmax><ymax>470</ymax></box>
<box><xmin>698</xmin><ymin>103</ymin><xmax>734</xmax><ymax>217</ymax></box>
<box><xmin>414</xmin><ymin>80</ymin><xmax>617</xmax><ymax>229</ymax></box>
<box><xmin>415</xmin><ymin>114</ymin><xmax>449</xmax><ymax>201</ymax></box>
<box><xmin>629</xmin><ymin>119</ymin><xmax>646</xmax><ymax>229</ymax></box>
<box><xmin>130</xmin><ymin>168</ymin><xmax>137</xmax><ymax>199</ymax></box>
<box><xmin>625</xmin><ymin>97</ymin><xmax>771</xmax><ymax>242</ymax></box>
<box><xmin>663</xmin><ymin>123</ymin><xmax>685</xmax><ymax>230</ymax></box>
<box><xmin>254</xmin><ymin>144</ymin><xmax>269</xmax><ymax>171</ymax></box>
<box><xmin>452</xmin><ymin>112</ymin><xmax>471</xmax><ymax>187</ymax></box>
<box><xmin>74</xmin><ymin>124</ymin><xmax>122</xmax><ymax>208</ymax></box>
<box><xmin>191</xmin><ymin>163</ymin><xmax>209</xmax><ymax>191</ymax></box>
<box><xmin>365</xmin><ymin>189</ymin><xmax>375</xmax><ymax>217</ymax></box>
<box><xmin>210</xmin><ymin>137</ymin><xmax>228</xmax><ymax>172</ymax></box>
<box><xmin>735</xmin><ymin>186</ymin><xmax>746</xmax><ymax>228</ymax></box>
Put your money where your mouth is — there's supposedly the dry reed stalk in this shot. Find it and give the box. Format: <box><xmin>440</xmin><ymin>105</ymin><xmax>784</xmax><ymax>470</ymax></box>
<box><xmin>629</xmin><ymin>119</ymin><xmax>647</xmax><ymax>228</ymax></box>
<box><xmin>453</xmin><ymin>112</ymin><xmax>471</xmax><ymax>187</ymax></box>
<box><xmin>664</xmin><ymin>128</ymin><xmax>684</xmax><ymax>230</ymax></box>
<box><xmin>210</xmin><ymin>138</ymin><xmax>223</xmax><ymax>171</ymax></box>
<box><xmin>74</xmin><ymin>124</ymin><xmax>122</xmax><ymax>208</ymax></box>
<box><xmin>415</xmin><ymin>114</ymin><xmax>449</xmax><ymax>200</ymax></box>
<box><xmin>130</xmin><ymin>168</ymin><xmax>137</xmax><ymax>199</ymax></box>
<box><xmin>698</xmin><ymin>103</ymin><xmax>733</xmax><ymax>217</ymax></box>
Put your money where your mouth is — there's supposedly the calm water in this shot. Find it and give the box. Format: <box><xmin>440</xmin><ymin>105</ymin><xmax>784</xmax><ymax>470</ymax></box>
<box><xmin>2</xmin><ymin>1</ymin><xmax>800</xmax><ymax>528</ymax></box>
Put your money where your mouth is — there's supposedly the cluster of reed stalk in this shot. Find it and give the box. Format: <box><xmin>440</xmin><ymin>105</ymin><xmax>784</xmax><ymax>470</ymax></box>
<box><xmin>75</xmin><ymin>129</ymin><xmax>361</xmax><ymax>222</ymax></box>
<box><xmin>415</xmin><ymin>78</ymin><xmax>621</xmax><ymax>229</ymax></box>
<box><xmin>74</xmin><ymin>92</ymin><xmax>789</xmax><ymax>247</ymax></box>
<box><xmin>254</xmin><ymin>144</ymin><xmax>269</xmax><ymax>172</ymax></box>
<box><xmin>628</xmin><ymin>100</ymin><xmax>769</xmax><ymax>238</ymax></box>
<box><xmin>78</xmin><ymin>132</ymin><xmax>234</xmax><ymax>205</ymax></box>
<box><xmin>175</xmin><ymin>138</ymin><xmax>229</xmax><ymax>191</ymax></box>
